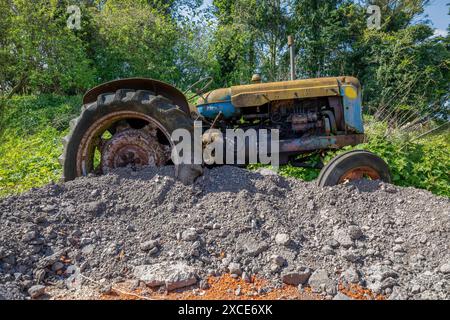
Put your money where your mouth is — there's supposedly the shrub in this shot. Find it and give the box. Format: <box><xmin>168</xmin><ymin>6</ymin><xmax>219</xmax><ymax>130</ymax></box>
<box><xmin>0</xmin><ymin>95</ymin><xmax>81</xmax><ymax>197</ymax></box>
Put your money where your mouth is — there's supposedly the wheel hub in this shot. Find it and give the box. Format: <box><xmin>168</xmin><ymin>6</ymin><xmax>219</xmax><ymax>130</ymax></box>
<box><xmin>100</xmin><ymin>128</ymin><xmax>168</xmax><ymax>173</ymax></box>
<box><xmin>338</xmin><ymin>166</ymin><xmax>381</xmax><ymax>183</ymax></box>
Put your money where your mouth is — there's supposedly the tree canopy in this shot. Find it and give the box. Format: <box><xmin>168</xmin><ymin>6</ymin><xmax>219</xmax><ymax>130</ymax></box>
<box><xmin>0</xmin><ymin>0</ymin><xmax>448</xmax><ymax>118</ymax></box>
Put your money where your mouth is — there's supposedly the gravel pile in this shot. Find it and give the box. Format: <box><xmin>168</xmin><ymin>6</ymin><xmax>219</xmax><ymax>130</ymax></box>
<box><xmin>0</xmin><ymin>166</ymin><xmax>449</xmax><ymax>300</ymax></box>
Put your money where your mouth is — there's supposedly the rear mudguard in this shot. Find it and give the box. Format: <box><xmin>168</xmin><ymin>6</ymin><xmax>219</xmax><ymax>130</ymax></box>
<box><xmin>82</xmin><ymin>78</ymin><xmax>190</xmax><ymax>114</ymax></box>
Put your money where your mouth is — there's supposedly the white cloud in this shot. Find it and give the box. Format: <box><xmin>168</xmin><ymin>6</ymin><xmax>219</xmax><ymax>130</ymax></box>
<box><xmin>433</xmin><ymin>29</ymin><xmax>448</xmax><ymax>37</ymax></box>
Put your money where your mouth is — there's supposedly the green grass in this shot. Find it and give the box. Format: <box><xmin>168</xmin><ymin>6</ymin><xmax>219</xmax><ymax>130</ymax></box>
<box><xmin>0</xmin><ymin>95</ymin><xmax>81</xmax><ymax>197</ymax></box>
<box><xmin>0</xmin><ymin>95</ymin><xmax>449</xmax><ymax>198</ymax></box>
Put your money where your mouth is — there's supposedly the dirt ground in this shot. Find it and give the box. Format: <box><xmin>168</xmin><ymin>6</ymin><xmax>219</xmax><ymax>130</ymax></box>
<box><xmin>44</xmin><ymin>273</ymin><xmax>384</xmax><ymax>301</ymax></box>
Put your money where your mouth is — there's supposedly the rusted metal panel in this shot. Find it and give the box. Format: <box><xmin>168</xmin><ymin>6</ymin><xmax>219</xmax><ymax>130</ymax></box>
<box><xmin>232</xmin><ymin>86</ymin><xmax>340</xmax><ymax>107</ymax></box>
<box><xmin>328</xmin><ymin>97</ymin><xmax>345</xmax><ymax>131</ymax></box>
<box><xmin>197</xmin><ymin>88</ymin><xmax>232</xmax><ymax>105</ymax></box>
<box><xmin>83</xmin><ymin>78</ymin><xmax>190</xmax><ymax>114</ymax></box>
<box><xmin>231</xmin><ymin>77</ymin><xmax>342</xmax><ymax>108</ymax></box>
<box><xmin>278</xmin><ymin>134</ymin><xmax>364</xmax><ymax>153</ymax></box>
<box><xmin>196</xmin><ymin>76</ymin><xmax>361</xmax><ymax>109</ymax></box>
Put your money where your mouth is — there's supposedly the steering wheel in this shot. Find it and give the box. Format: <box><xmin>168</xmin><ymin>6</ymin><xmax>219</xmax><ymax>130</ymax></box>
<box><xmin>184</xmin><ymin>76</ymin><xmax>214</xmax><ymax>101</ymax></box>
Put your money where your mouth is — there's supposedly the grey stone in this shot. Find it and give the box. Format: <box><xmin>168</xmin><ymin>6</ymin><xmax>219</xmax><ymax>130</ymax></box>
<box><xmin>28</xmin><ymin>285</ymin><xmax>46</xmax><ymax>299</ymax></box>
<box><xmin>394</xmin><ymin>237</ymin><xmax>404</xmax><ymax>244</ymax></box>
<box><xmin>80</xmin><ymin>261</ymin><xmax>89</xmax><ymax>272</ymax></box>
<box><xmin>140</xmin><ymin>240</ymin><xmax>159</xmax><ymax>252</ymax></box>
<box><xmin>181</xmin><ymin>229</ymin><xmax>198</xmax><ymax>241</ymax></box>
<box><xmin>367</xmin><ymin>265</ymin><xmax>399</xmax><ymax>294</ymax></box>
<box><xmin>321</xmin><ymin>245</ymin><xmax>335</xmax><ymax>255</ymax></box>
<box><xmin>199</xmin><ymin>279</ymin><xmax>210</xmax><ymax>290</ymax></box>
<box><xmin>100</xmin><ymin>285</ymin><xmax>112</xmax><ymax>295</ymax></box>
<box><xmin>65</xmin><ymin>265</ymin><xmax>77</xmax><ymax>275</ymax></box>
<box><xmin>270</xmin><ymin>255</ymin><xmax>286</xmax><ymax>267</ymax></box>
<box><xmin>368</xmin><ymin>265</ymin><xmax>398</xmax><ymax>282</ymax></box>
<box><xmin>281</xmin><ymin>270</ymin><xmax>311</xmax><ymax>286</ymax></box>
<box><xmin>341</xmin><ymin>267</ymin><xmax>360</xmax><ymax>284</ymax></box>
<box><xmin>134</xmin><ymin>262</ymin><xmax>197</xmax><ymax>291</ymax></box>
<box><xmin>258</xmin><ymin>168</ymin><xmax>278</xmax><ymax>176</ymax></box>
<box><xmin>347</xmin><ymin>225</ymin><xmax>363</xmax><ymax>240</ymax></box>
<box><xmin>37</xmin><ymin>251</ymin><xmax>64</xmax><ymax>268</ymax></box>
<box><xmin>42</xmin><ymin>205</ymin><xmax>57</xmax><ymax>212</ymax></box>
<box><xmin>243</xmin><ymin>240</ymin><xmax>268</xmax><ymax>257</ymax></box>
<box><xmin>381</xmin><ymin>277</ymin><xmax>398</xmax><ymax>290</ymax></box>
<box><xmin>270</xmin><ymin>264</ymin><xmax>280</xmax><ymax>273</ymax></box>
<box><xmin>328</xmin><ymin>239</ymin><xmax>340</xmax><ymax>249</ymax></box>
<box><xmin>35</xmin><ymin>269</ymin><xmax>46</xmax><ymax>283</ymax></box>
<box><xmin>22</xmin><ymin>231</ymin><xmax>37</xmax><ymax>242</ymax></box>
<box><xmin>52</xmin><ymin>261</ymin><xmax>64</xmax><ymax>272</ymax></box>
<box><xmin>71</xmin><ymin>230</ymin><xmax>82</xmax><ymax>238</ymax></box>
<box><xmin>308</xmin><ymin>269</ymin><xmax>336</xmax><ymax>295</ymax></box>
<box><xmin>341</xmin><ymin>250</ymin><xmax>360</xmax><ymax>262</ymax></box>
<box><xmin>393</xmin><ymin>244</ymin><xmax>405</xmax><ymax>252</ymax></box>
<box><xmin>333</xmin><ymin>229</ymin><xmax>353</xmax><ymax>248</ymax></box>
<box><xmin>65</xmin><ymin>273</ymin><xmax>82</xmax><ymax>290</ymax></box>
<box><xmin>306</xmin><ymin>200</ymin><xmax>315</xmax><ymax>211</ymax></box>
<box><xmin>333</xmin><ymin>292</ymin><xmax>353</xmax><ymax>300</ymax></box>
<box><xmin>439</xmin><ymin>263</ymin><xmax>450</xmax><ymax>274</ymax></box>
<box><xmin>80</xmin><ymin>238</ymin><xmax>92</xmax><ymax>246</ymax></box>
<box><xmin>242</xmin><ymin>272</ymin><xmax>251</xmax><ymax>283</ymax></box>
<box><xmin>388</xmin><ymin>286</ymin><xmax>408</xmax><ymax>300</ymax></box>
<box><xmin>106</xmin><ymin>242</ymin><xmax>119</xmax><ymax>255</ymax></box>
<box><xmin>275</xmin><ymin>233</ymin><xmax>290</xmax><ymax>246</ymax></box>
<box><xmin>83</xmin><ymin>201</ymin><xmax>105</xmax><ymax>215</ymax></box>
<box><xmin>411</xmin><ymin>285</ymin><xmax>421</xmax><ymax>294</ymax></box>
<box><xmin>419</xmin><ymin>290</ymin><xmax>438</xmax><ymax>300</ymax></box>
<box><xmin>81</xmin><ymin>244</ymin><xmax>95</xmax><ymax>255</ymax></box>
<box><xmin>228</xmin><ymin>262</ymin><xmax>242</xmax><ymax>275</ymax></box>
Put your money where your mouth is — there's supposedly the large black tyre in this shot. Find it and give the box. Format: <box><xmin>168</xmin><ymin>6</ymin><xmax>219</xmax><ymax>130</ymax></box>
<box><xmin>60</xmin><ymin>89</ymin><xmax>203</xmax><ymax>184</ymax></box>
<box><xmin>317</xmin><ymin>150</ymin><xmax>391</xmax><ymax>187</ymax></box>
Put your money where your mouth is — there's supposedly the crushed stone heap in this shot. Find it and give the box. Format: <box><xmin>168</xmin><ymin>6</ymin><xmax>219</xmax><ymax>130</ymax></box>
<box><xmin>0</xmin><ymin>166</ymin><xmax>449</xmax><ymax>300</ymax></box>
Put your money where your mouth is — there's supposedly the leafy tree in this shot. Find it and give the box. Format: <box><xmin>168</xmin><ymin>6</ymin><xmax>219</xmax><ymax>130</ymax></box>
<box><xmin>359</xmin><ymin>24</ymin><xmax>449</xmax><ymax>121</ymax></box>
<box><xmin>210</xmin><ymin>0</ymin><xmax>290</xmax><ymax>85</ymax></box>
<box><xmin>0</xmin><ymin>0</ymin><xmax>96</xmax><ymax>95</ymax></box>
<box><xmin>89</xmin><ymin>0</ymin><xmax>180</xmax><ymax>83</ymax></box>
<box><xmin>290</xmin><ymin>0</ymin><xmax>366</xmax><ymax>77</ymax></box>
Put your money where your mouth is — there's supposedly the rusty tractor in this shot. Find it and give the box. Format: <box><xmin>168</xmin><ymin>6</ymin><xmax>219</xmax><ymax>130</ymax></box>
<box><xmin>60</xmin><ymin>38</ymin><xmax>391</xmax><ymax>186</ymax></box>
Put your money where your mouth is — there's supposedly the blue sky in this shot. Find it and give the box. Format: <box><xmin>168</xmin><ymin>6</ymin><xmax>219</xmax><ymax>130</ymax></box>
<box><xmin>422</xmin><ymin>0</ymin><xmax>449</xmax><ymax>36</ymax></box>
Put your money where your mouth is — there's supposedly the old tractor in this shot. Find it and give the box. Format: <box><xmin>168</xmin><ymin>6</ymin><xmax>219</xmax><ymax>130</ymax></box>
<box><xmin>60</xmin><ymin>39</ymin><xmax>391</xmax><ymax>186</ymax></box>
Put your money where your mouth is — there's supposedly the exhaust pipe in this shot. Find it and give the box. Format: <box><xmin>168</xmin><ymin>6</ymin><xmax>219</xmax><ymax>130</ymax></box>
<box><xmin>288</xmin><ymin>35</ymin><xmax>296</xmax><ymax>81</ymax></box>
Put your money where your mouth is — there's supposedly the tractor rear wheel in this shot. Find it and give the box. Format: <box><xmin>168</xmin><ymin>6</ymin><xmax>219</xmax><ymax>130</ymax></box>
<box><xmin>60</xmin><ymin>89</ymin><xmax>203</xmax><ymax>184</ymax></box>
<box><xmin>317</xmin><ymin>150</ymin><xmax>391</xmax><ymax>187</ymax></box>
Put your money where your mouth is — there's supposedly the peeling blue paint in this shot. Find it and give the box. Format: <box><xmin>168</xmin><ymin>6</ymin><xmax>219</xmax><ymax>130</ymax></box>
<box><xmin>340</xmin><ymin>85</ymin><xmax>364</xmax><ymax>133</ymax></box>
<box><xmin>197</xmin><ymin>101</ymin><xmax>236</xmax><ymax>119</ymax></box>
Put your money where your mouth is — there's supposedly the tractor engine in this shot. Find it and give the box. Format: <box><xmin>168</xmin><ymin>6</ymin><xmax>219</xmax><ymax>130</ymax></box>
<box><xmin>270</xmin><ymin>99</ymin><xmax>326</xmax><ymax>138</ymax></box>
<box><xmin>234</xmin><ymin>96</ymin><xmax>341</xmax><ymax>139</ymax></box>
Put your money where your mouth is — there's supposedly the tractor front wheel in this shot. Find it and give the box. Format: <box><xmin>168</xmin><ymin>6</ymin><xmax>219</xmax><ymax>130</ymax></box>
<box><xmin>317</xmin><ymin>150</ymin><xmax>391</xmax><ymax>187</ymax></box>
